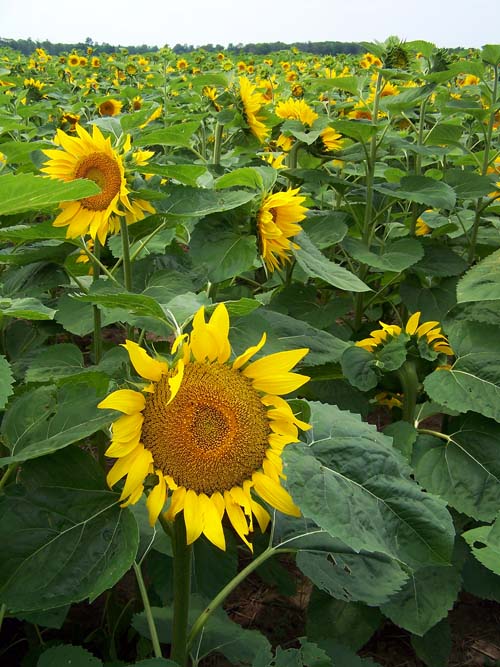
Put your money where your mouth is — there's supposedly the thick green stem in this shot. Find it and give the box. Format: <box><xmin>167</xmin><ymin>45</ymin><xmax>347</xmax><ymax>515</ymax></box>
<box><xmin>287</xmin><ymin>141</ymin><xmax>301</xmax><ymax>170</ymax></box>
<box><xmin>187</xmin><ymin>546</ymin><xmax>280</xmax><ymax>652</ymax></box>
<box><xmin>119</xmin><ymin>218</ymin><xmax>134</xmax><ymax>340</ymax></box>
<box><xmin>212</xmin><ymin>122</ymin><xmax>224</xmax><ymax>166</ymax></box>
<box><xmin>353</xmin><ymin>72</ymin><xmax>384</xmax><ymax>330</ymax></box>
<box><xmin>0</xmin><ymin>463</ymin><xmax>16</xmax><ymax>492</ymax></box>
<box><xmin>92</xmin><ymin>239</ymin><xmax>103</xmax><ymax>364</ymax></box>
<box><xmin>170</xmin><ymin>515</ymin><xmax>192</xmax><ymax>667</ymax></box>
<box><xmin>396</xmin><ymin>360</ymin><xmax>420</xmax><ymax>424</ymax></box>
<box><xmin>468</xmin><ymin>63</ymin><xmax>499</xmax><ymax>263</ymax></box>
<box><xmin>133</xmin><ymin>562</ymin><xmax>163</xmax><ymax>659</ymax></box>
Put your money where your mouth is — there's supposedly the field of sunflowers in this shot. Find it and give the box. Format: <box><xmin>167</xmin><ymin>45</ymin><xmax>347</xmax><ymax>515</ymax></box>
<box><xmin>1</xmin><ymin>38</ymin><xmax>500</xmax><ymax>667</ymax></box>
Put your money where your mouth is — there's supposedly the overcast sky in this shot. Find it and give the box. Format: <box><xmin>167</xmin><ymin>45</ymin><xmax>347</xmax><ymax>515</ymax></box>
<box><xmin>0</xmin><ymin>0</ymin><xmax>497</xmax><ymax>49</ymax></box>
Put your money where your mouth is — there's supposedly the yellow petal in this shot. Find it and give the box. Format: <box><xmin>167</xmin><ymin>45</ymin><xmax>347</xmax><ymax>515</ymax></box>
<box><xmin>165</xmin><ymin>486</ymin><xmax>186</xmax><ymax>521</ymax></box>
<box><xmin>233</xmin><ymin>333</ymin><xmax>267</xmax><ymax>370</ymax></box>
<box><xmin>146</xmin><ymin>472</ymin><xmax>167</xmax><ymax>526</ymax></box>
<box><xmin>106</xmin><ymin>444</ymin><xmax>144</xmax><ymax>488</ymax></box>
<box><xmin>120</xmin><ymin>448</ymin><xmax>153</xmax><ymax>501</ymax></box>
<box><xmin>416</xmin><ymin>321</ymin><xmax>440</xmax><ymax>337</ymax></box>
<box><xmin>253</xmin><ymin>471</ymin><xmax>300</xmax><ymax>517</ymax></box>
<box><xmin>190</xmin><ymin>307</ymin><xmax>220</xmax><ymax>362</ymax></box>
<box><xmin>167</xmin><ymin>359</ymin><xmax>184</xmax><ymax>405</ymax></box>
<box><xmin>200</xmin><ymin>494</ymin><xmax>226</xmax><ymax>550</ymax></box>
<box><xmin>111</xmin><ymin>413</ymin><xmax>143</xmax><ymax>444</ymax></box>
<box><xmin>244</xmin><ymin>348</ymin><xmax>309</xmax><ymax>379</ymax></box>
<box><xmin>224</xmin><ymin>491</ymin><xmax>252</xmax><ymax>550</ymax></box>
<box><xmin>121</xmin><ymin>340</ymin><xmax>168</xmax><ymax>381</ymax></box>
<box><xmin>405</xmin><ymin>312</ymin><xmax>421</xmax><ymax>335</ymax></box>
<box><xmin>208</xmin><ymin>303</ymin><xmax>231</xmax><ymax>362</ymax></box>
<box><xmin>250</xmin><ymin>372</ymin><xmax>310</xmax><ymax>395</ymax></box>
<box><xmin>184</xmin><ymin>489</ymin><xmax>204</xmax><ymax>544</ymax></box>
<box><xmin>121</xmin><ymin>484</ymin><xmax>144</xmax><ymax>507</ymax></box>
<box><xmin>98</xmin><ymin>389</ymin><xmax>145</xmax><ymax>415</ymax></box>
<box><xmin>250</xmin><ymin>498</ymin><xmax>271</xmax><ymax>533</ymax></box>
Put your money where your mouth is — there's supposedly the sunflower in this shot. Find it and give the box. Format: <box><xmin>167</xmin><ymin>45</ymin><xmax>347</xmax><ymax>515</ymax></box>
<box><xmin>256</xmin><ymin>188</ymin><xmax>308</xmax><ymax>272</ymax></box>
<box><xmin>356</xmin><ymin>312</ymin><xmax>453</xmax><ymax>356</ymax></box>
<box><xmin>41</xmin><ymin>124</ymin><xmax>155</xmax><ymax>244</ymax></box>
<box><xmin>239</xmin><ymin>76</ymin><xmax>269</xmax><ymax>143</ymax></box>
<box><xmin>99</xmin><ymin>98</ymin><xmax>123</xmax><ymax>116</ymax></box>
<box><xmin>320</xmin><ymin>127</ymin><xmax>344</xmax><ymax>152</ymax></box>
<box><xmin>68</xmin><ymin>54</ymin><xmax>80</xmax><ymax>67</ymax></box>
<box><xmin>415</xmin><ymin>209</ymin><xmax>433</xmax><ymax>236</ymax></box>
<box><xmin>98</xmin><ymin>303</ymin><xmax>310</xmax><ymax>550</ymax></box>
<box><xmin>275</xmin><ymin>98</ymin><xmax>318</xmax><ymax>127</ymax></box>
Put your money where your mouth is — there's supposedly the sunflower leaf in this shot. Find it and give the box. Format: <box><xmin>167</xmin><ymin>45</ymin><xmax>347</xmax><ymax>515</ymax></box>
<box><xmin>0</xmin><ymin>485</ymin><xmax>138</xmax><ymax>611</ymax></box>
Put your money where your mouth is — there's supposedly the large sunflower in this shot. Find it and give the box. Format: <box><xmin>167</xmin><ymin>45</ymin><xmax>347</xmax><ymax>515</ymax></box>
<box><xmin>257</xmin><ymin>188</ymin><xmax>308</xmax><ymax>272</ymax></box>
<box><xmin>275</xmin><ymin>98</ymin><xmax>318</xmax><ymax>127</ymax></box>
<box><xmin>98</xmin><ymin>303</ymin><xmax>310</xmax><ymax>551</ymax></box>
<box><xmin>41</xmin><ymin>124</ymin><xmax>155</xmax><ymax>244</ymax></box>
<box><xmin>239</xmin><ymin>76</ymin><xmax>269</xmax><ymax>143</ymax></box>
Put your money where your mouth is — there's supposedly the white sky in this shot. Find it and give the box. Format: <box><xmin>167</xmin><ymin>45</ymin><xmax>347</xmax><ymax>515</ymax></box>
<box><xmin>0</xmin><ymin>0</ymin><xmax>497</xmax><ymax>49</ymax></box>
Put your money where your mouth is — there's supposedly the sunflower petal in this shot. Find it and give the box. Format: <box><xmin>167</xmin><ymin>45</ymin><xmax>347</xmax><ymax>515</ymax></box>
<box><xmin>146</xmin><ymin>472</ymin><xmax>167</xmax><ymax>526</ymax></box>
<box><xmin>253</xmin><ymin>471</ymin><xmax>300</xmax><ymax>517</ymax></box>
<box><xmin>98</xmin><ymin>389</ymin><xmax>145</xmax><ymax>415</ymax></box>
<box><xmin>121</xmin><ymin>340</ymin><xmax>168</xmax><ymax>381</ymax></box>
<box><xmin>200</xmin><ymin>494</ymin><xmax>226</xmax><ymax>550</ymax></box>
<box><xmin>184</xmin><ymin>490</ymin><xmax>204</xmax><ymax>544</ymax></box>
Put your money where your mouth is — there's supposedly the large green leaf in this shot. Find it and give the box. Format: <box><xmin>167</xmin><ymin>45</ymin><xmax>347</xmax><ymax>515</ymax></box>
<box><xmin>133</xmin><ymin>121</ymin><xmax>201</xmax><ymax>147</ymax></box>
<box><xmin>0</xmin><ymin>382</ymin><xmax>116</xmax><ymax>465</ymax></box>
<box><xmin>294</xmin><ymin>232</ymin><xmax>370</xmax><ymax>292</ymax></box>
<box><xmin>342</xmin><ymin>238</ymin><xmax>424</xmax><ymax>273</ymax></box>
<box><xmin>190</xmin><ymin>223</ymin><xmax>258</xmax><ymax>283</ymax></box>
<box><xmin>0</xmin><ymin>485</ymin><xmax>138</xmax><ymax>611</ymax></box>
<box><xmin>159</xmin><ymin>185</ymin><xmax>256</xmax><ymax>216</ymax></box>
<box><xmin>0</xmin><ymin>354</ymin><xmax>14</xmax><ymax>410</ymax></box>
<box><xmin>424</xmin><ymin>321</ymin><xmax>500</xmax><ymax>422</ymax></box>
<box><xmin>0</xmin><ymin>173</ymin><xmax>100</xmax><ymax>216</ymax></box>
<box><xmin>463</xmin><ymin>512</ymin><xmax>500</xmax><ymax>575</ymax></box>
<box><xmin>375</xmin><ymin>176</ymin><xmax>456</xmax><ymax>209</ymax></box>
<box><xmin>381</xmin><ymin>565</ymin><xmax>461</xmax><ymax>635</ymax></box>
<box><xmin>136</xmin><ymin>163</ymin><xmax>207</xmax><ymax>186</ymax></box>
<box><xmin>457</xmin><ymin>249</ymin><xmax>500</xmax><ymax>303</ymax></box>
<box><xmin>411</xmin><ymin>619</ymin><xmax>452</xmax><ymax>667</ymax></box>
<box><xmin>133</xmin><ymin>596</ymin><xmax>271</xmax><ymax>665</ymax></box>
<box><xmin>0</xmin><ymin>297</ymin><xmax>56</xmax><ymax>320</ymax></box>
<box><xmin>413</xmin><ymin>414</ymin><xmax>500</xmax><ymax>521</ymax></box>
<box><xmin>306</xmin><ymin>590</ymin><xmax>381</xmax><ymax>652</ymax></box>
<box><xmin>284</xmin><ymin>402</ymin><xmax>454</xmax><ymax>570</ymax></box>
<box><xmin>24</xmin><ymin>343</ymin><xmax>86</xmax><ymax>382</ymax></box>
<box><xmin>37</xmin><ymin>645</ymin><xmax>102</xmax><ymax>667</ymax></box>
<box><xmin>231</xmin><ymin>309</ymin><xmax>350</xmax><ymax>366</ymax></box>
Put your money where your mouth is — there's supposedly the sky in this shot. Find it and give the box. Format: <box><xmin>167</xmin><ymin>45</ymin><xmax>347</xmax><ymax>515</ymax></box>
<box><xmin>0</xmin><ymin>0</ymin><xmax>497</xmax><ymax>50</ymax></box>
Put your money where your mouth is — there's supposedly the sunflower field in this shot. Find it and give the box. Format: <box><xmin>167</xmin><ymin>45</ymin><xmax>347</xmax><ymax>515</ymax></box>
<box><xmin>1</xmin><ymin>38</ymin><xmax>500</xmax><ymax>667</ymax></box>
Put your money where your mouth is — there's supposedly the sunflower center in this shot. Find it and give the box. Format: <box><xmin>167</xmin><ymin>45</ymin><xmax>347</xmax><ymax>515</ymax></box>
<box><xmin>141</xmin><ymin>362</ymin><xmax>270</xmax><ymax>494</ymax></box>
<box><xmin>75</xmin><ymin>152</ymin><xmax>122</xmax><ymax>211</ymax></box>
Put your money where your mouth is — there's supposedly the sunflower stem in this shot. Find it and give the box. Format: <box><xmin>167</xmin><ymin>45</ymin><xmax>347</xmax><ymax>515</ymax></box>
<box><xmin>119</xmin><ymin>217</ymin><xmax>134</xmax><ymax>340</ymax></box>
<box><xmin>212</xmin><ymin>121</ymin><xmax>223</xmax><ymax>166</ymax></box>
<box><xmin>186</xmin><ymin>545</ymin><xmax>277</xmax><ymax>652</ymax></box>
<box><xmin>0</xmin><ymin>462</ymin><xmax>17</xmax><ymax>492</ymax></box>
<box><xmin>396</xmin><ymin>360</ymin><xmax>420</xmax><ymax>425</ymax></box>
<box><xmin>91</xmin><ymin>238</ymin><xmax>103</xmax><ymax>364</ymax></box>
<box><xmin>132</xmin><ymin>562</ymin><xmax>163</xmax><ymax>659</ymax></box>
<box><xmin>170</xmin><ymin>515</ymin><xmax>192</xmax><ymax>667</ymax></box>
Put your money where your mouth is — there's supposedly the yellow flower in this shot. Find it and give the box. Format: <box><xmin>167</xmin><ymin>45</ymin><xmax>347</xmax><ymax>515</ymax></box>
<box><xmin>320</xmin><ymin>127</ymin><xmax>344</xmax><ymax>152</ymax></box>
<box><xmin>416</xmin><ymin>209</ymin><xmax>433</xmax><ymax>236</ymax></box>
<box><xmin>98</xmin><ymin>303</ymin><xmax>310</xmax><ymax>550</ymax></box>
<box><xmin>79</xmin><ymin>56</ymin><xmax>88</xmax><ymax>67</ymax></box>
<box><xmin>41</xmin><ymin>124</ymin><xmax>155</xmax><ymax>244</ymax></box>
<box><xmin>275</xmin><ymin>98</ymin><xmax>318</xmax><ymax>127</ymax></box>
<box><xmin>131</xmin><ymin>95</ymin><xmax>143</xmax><ymax>110</ymax></box>
<box><xmin>68</xmin><ymin>54</ymin><xmax>80</xmax><ymax>67</ymax></box>
<box><xmin>239</xmin><ymin>76</ymin><xmax>269</xmax><ymax>143</ymax></box>
<box><xmin>91</xmin><ymin>56</ymin><xmax>101</xmax><ymax>68</ymax></box>
<box><xmin>98</xmin><ymin>98</ymin><xmax>123</xmax><ymax>116</ymax></box>
<box><xmin>356</xmin><ymin>312</ymin><xmax>453</xmax><ymax>356</ymax></box>
<box><xmin>257</xmin><ymin>188</ymin><xmax>308</xmax><ymax>272</ymax></box>
<box><xmin>176</xmin><ymin>58</ymin><xmax>188</xmax><ymax>70</ymax></box>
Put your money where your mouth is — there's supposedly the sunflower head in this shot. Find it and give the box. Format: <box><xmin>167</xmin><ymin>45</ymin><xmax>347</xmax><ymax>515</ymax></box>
<box><xmin>256</xmin><ymin>188</ymin><xmax>308</xmax><ymax>273</ymax></box>
<box><xmin>239</xmin><ymin>76</ymin><xmax>270</xmax><ymax>143</ymax></box>
<box><xmin>356</xmin><ymin>312</ymin><xmax>454</xmax><ymax>359</ymax></box>
<box><xmin>275</xmin><ymin>98</ymin><xmax>318</xmax><ymax>127</ymax></box>
<box><xmin>41</xmin><ymin>124</ymin><xmax>154</xmax><ymax>244</ymax></box>
<box><xmin>98</xmin><ymin>98</ymin><xmax>123</xmax><ymax>116</ymax></box>
<box><xmin>98</xmin><ymin>303</ymin><xmax>310</xmax><ymax>551</ymax></box>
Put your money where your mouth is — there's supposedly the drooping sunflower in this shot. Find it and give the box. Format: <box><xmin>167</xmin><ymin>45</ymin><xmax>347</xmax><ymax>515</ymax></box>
<box><xmin>98</xmin><ymin>98</ymin><xmax>123</xmax><ymax>116</ymax></box>
<box><xmin>275</xmin><ymin>98</ymin><xmax>318</xmax><ymax>127</ymax></box>
<box><xmin>239</xmin><ymin>76</ymin><xmax>269</xmax><ymax>143</ymax></box>
<box><xmin>98</xmin><ymin>303</ymin><xmax>310</xmax><ymax>550</ymax></box>
<box><xmin>356</xmin><ymin>311</ymin><xmax>453</xmax><ymax>356</ymax></box>
<box><xmin>256</xmin><ymin>188</ymin><xmax>308</xmax><ymax>272</ymax></box>
<box><xmin>320</xmin><ymin>127</ymin><xmax>344</xmax><ymax>152</ymax></box>
<box><xmin>41</xmin><ymin>124</ymin><xmax>155</xmax><ymax>244</ymax></box>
